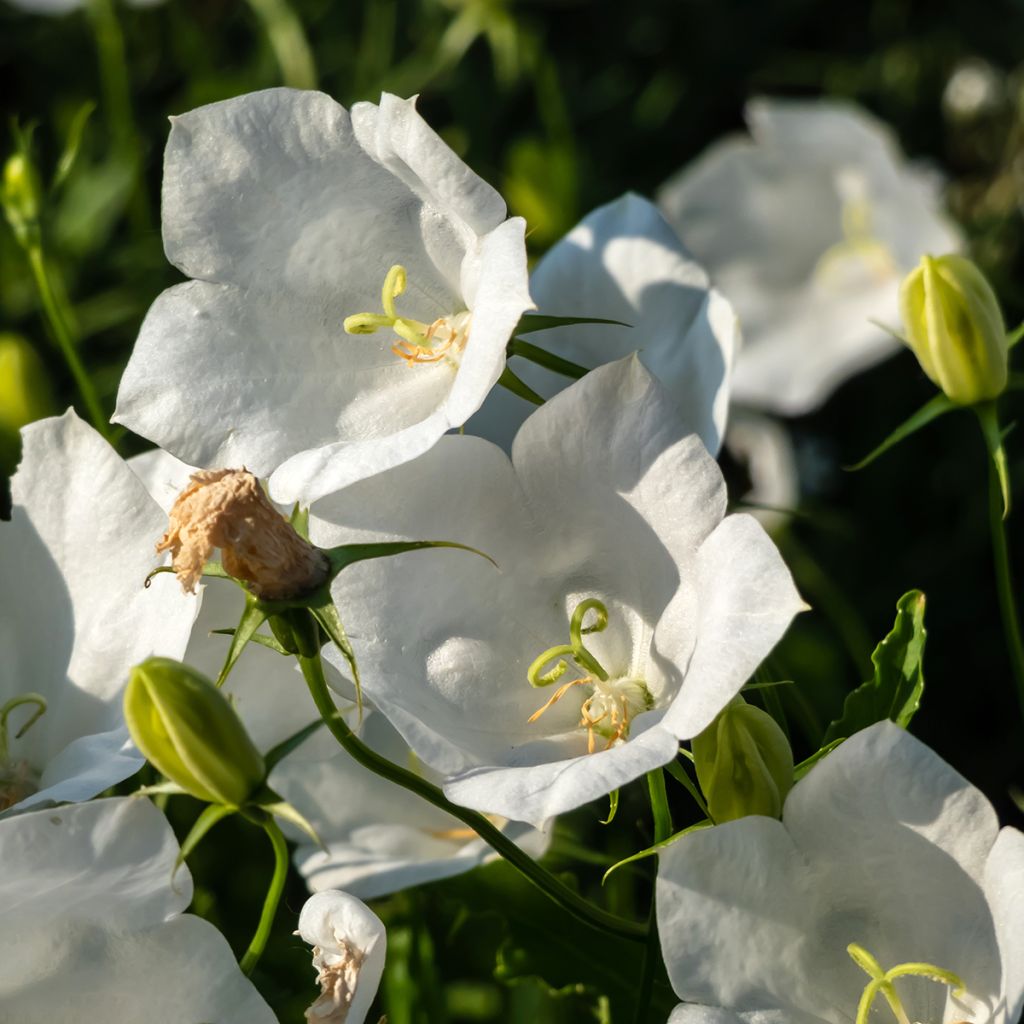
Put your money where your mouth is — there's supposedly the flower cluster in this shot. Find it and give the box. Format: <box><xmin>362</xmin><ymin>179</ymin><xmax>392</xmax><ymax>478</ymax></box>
<box><xmin>4</xmin><ymin>85</ymin><xmax>1021</xmax><ymax>1024</ymax></box>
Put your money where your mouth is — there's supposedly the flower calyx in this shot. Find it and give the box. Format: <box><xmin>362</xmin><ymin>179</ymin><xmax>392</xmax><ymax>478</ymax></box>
<box><xmin>344</xmin><ymin>264</ymin><xmax>470</xmax><ymax>368</ymax></box>
<box><xmin>527</xmin><ymin>598</ymin><xmax>652</xmax><ymax>752</ymax></box>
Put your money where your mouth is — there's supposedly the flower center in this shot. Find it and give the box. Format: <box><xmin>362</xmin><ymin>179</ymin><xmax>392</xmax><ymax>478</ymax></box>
<box><xmin>0</xmin><ymin>693</ymin><xmax>46</xmax><ymax>811</ymax></box>
<box><xmin>812</xmin><ymin>171</ymin><xmax>898</xmax><ymax>291</ymax></box>
<box><xmin>847</xmin><ymin>942</ymin><xmax>968</xmax><ymax>1024</ymax></box>
<box><xmin>343</xmin><ymin>264</ymin><xmax>471</xmax><ymax>368</ymax></box>
<box><xmin>526</xmin><ymin>598</ymin><xmax>653</xmax><ymax>753</ymax></box>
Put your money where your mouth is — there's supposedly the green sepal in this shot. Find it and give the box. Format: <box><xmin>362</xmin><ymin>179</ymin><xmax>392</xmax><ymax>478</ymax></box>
<box><xmin>173</xmin><ymin>803</ymin><xmax>234</xmax><ymax>876</ymax></box>
<box><xmin>498</xmin><ymin>365</ymin><xmax>545</xmax><ymax>405</ymax></box>
<box><xmin>793</xmin><ymin>738</ymin><xmax>846</xmax><ymax>782</ymax></box>
<box><xmin>250</xmin><ymin>783</ymin><xmax>323</xmax><ymax>848</ymax></box>
<box><xmin>216</xmin><ymin>597</ymin><xmax>268</xmax><ymax>686</ymax></box>
<box><xmin>1007</xmin><ymin>321</ymin><xmax>1024</xmax><ymax>349</ymax></box>
<box><xmin>144</xmin><ymin>561</ymin><xmax>232</xmax><ymax>590</ymax></box>
<box><xmin>132</xmin><ymin>780</ymin><xmax>188</xmax><ymax>798</ymax></box>
<box><xmin>599</xmin><ymin>789</ymin><xmax>619</xmax><ymax>825</ymax></box>
<box><xmin>601</xmin><ymin>819</ymin><xmax>711</xmax><ymax>885</ymax></box>
<box><xmin>309</xmin><ymin>603</ymin><xmax>363</xmax><ymax>715</ymax></box>
<box><xmin>289</xmin><ymin>502</ymin><xmax>311</xmax><ymax>540</ymax></box>
<box><xmin>513</xmin><ymin>313</ymin><xmax>630</xmax><ymax>335</ymax></box>
<box><xmin>263</xmin><ymin>715</ymin><xmax>329</xmax><ymax>773</ymax></box>
<box><xmin>822</xmin><ymin>590</ymin><xmax>926</xmax><ymax>745</ymax></box>
<box><xmin>846</xmin><ymin>393</ymin><xmax>957</xmax><ymax>471</ymax></box>
<box><xmin>507</xmin><ymin>337</ymin><xmax>590</xmax><ymax>381</ymax></box>
<box><xmin>209</xmin><ymin>629</ymin><xmax>290</xmax><ymax>656</ymax></box>
<box><xmin>664</xmin><ymin>756</ymin><xmax>710</xmax><ymax>820</ymax></box>
<box><xmin>976</xmin><ymin>401</ymin><xmax>1012</xmax><ymax>519</ymax></box>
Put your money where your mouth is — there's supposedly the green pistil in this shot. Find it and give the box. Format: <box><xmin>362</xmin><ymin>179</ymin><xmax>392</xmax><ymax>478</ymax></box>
<box><xmin>0</xmin><ymin>692</ymin><xmax>47</xmax><ymax>764</ymax></box>
<box><xmin>528</xmin><ymin>598</ymin><xmax>610</xmax><ymax>688</ymax></box>
<box><xmin>848</xmin><ymin>942</ymin><xmax>967</xmax><ymax>1024</ymax></box>
<box><xmin>343</xmin><ymin>264</ymin><xmax>432</xmax><ymax>346</ymax></box>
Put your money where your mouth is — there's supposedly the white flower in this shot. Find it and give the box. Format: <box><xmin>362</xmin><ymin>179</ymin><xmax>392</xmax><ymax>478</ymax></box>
<box><xmin>311</xmin><ymin>357</ymin><xmax>804</xmax><ymax>828</ymax></box>
<box><xmin>468</xmin><ymin>192</ymin><xmax>737</xmax><ymax>455</ymax></box>
<box><xmin>657</xmin><ymin>721</ymin><xmax>1024</xmax><ymax>1024</ymax></box>
<box><xmin>659</xmin><ymin>97</ymin><xmax>962</xmax><ymax>415</ymax></box>
<box><xmin>0</xmin><ymin>796</ymin><xmax>276</xmax><ymax>1022</ymax></box>
<box><xmin>277</xmin><ymin>709</ymin><xmax>548</xmax><ymax>899</ymax></box>
<box><xmin>114</xmin><ymin>88</ymin><xmax>532</xmax><ymax>505</ymax></box>
<box><xmin>298</xmin><ymin>890</ymin><xmax>386</xmax><ymax>1024</ymax></box>
<box><xmin>0</xmin><ymin>411</ymin><xmax>195</xmax><ymax>816</ymax></box>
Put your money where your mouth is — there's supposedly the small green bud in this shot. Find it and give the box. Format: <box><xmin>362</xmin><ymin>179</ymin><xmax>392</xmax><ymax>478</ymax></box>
<box><xmin>124</xmin><ymin>657</ymin><xmax>266</xmax><ymax>807</ymax></box>
<box><xmin>2</xmin><ymin>152</ymin><xmax>42</xmax><ymax>248</ymax></box>
<box><xmin>692</xmin><ymin>698</ymin><xmax>794</xmax><ymax>824</ymax></box>
<box><xmin>0</xmin><ymin>333</ymin><xmax>55</xmax><ymax>475</ymax></box>
<box><xmin>899</xmin><ymin>253</ymin><xmax>1007</xmax><ymax>405</ymax></box>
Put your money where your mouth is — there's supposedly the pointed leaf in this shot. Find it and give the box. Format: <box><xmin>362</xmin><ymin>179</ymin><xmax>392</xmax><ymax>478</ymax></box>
<box><xmin>261</xmin><ymin>798</ymin><xmax>324</xmax><ymax>849</ymax></box>
<box><xmin>174</xmin><ymin>803</ymin><xmax>234</xmax><ymax>876</ymax></box>
<box><xmin>514</xmin><ymin>313</ymin><xmax>631</xmax><ymax>334</ymax></box>
<box><xmin>601</xmin><ymin>819</ymin><xmax>711</xmax><ymax>885</ymax></box>
<box><xmin>508</xmin><ymin>337</ymin><xmax>590</xmax><ymax>381</ymax></box>
<box><xmin>310</xmin><ymin>601</ymin><xmax>364</xmax><ymax>718</ymax></box>
<box><xmin>498</xmin><ymin>365</ymin><xmax>545</xmax><ymax>405</ymax></box>
<box><xmin>976</xmin><ymin>402</ymin><xmax>1012</xmax><ymax>519</ymax></box>
<box><xmin>263</xmin><ymin>716</ymin><xmax>329</xmax><ymax>772</ymax></box>
<box><xmin>822</xmin><ymin>590</ymin><xmax>926</xmax><ymax>745</ymax></box>
<box><xmin>846</xmin><ymin>394</ymin><xmax>957</xmax><ymax>471</ymax></box>
<box><xmin>663</xmin><ymin>758</ymin><xmax>710</xmax><ymax>820</ymax></box>
<box><xmin>210</xmin><ymin>629</ymin><xmax>290</xmax><ymax>656</ymax></box>
<box><xmin>215</xmin><ymin>598</ymin><xmax>268</xmax><ymax>687</ymax></box>
<box><xmin>599</xmin><ymin>789</ymin><xmax>619</xmax><ymax>825</ymax></box>
<box><xmin>793</xmin><ymin>738</ymin><xmax>845</xmax><ymax>782</ymax></box>
<box><xmin>323</xmin><ymin>539</ymin><xmax>498</xmax><ymax>576</ymax></box>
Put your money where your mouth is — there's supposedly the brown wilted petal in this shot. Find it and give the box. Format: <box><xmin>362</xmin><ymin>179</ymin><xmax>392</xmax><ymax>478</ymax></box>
<box><xmin>157</xmin><ymin>469</ymin><xmax>329</xmax><ymax>600</ymax></box>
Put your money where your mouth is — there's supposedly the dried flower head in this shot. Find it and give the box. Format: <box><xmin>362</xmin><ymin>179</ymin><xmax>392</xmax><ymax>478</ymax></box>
<box><xmin>157</xmin><ymin>468</ymin><xmax>329</xmax><ymax>599</ymax></box>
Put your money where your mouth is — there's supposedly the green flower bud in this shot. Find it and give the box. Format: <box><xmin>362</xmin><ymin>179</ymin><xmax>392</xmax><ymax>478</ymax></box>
<box><xmin>124</xmin><ymin>657</ymin><xmax>265</xmax><ymax>807</ymax></box>
<box><xmin>0</xmin><ymin>334</ymin><xmax>55</xmax><ymax>474</ymax></box>
<box><xmin>899</xmin><ymin>253</ymin><xmax>1007</xmax><ymax>405</ymax></box>
<box><xmin>2</xmin><ymin>152</ymin><xmax>42</xmax><ymax>248</ymax></box>
<box><xmin>692</xmin><ymin>698</ymin><xmax>794</xmax><ymax>824</ymax></box>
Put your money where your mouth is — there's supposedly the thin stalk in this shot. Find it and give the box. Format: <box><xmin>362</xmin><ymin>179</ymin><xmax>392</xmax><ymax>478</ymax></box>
<box><xmin>239</xmin><ymin>817</ymin><xmax>289</xmax><ymax>975</ymax></box>
<box><xmin>244</xmin><ymin>0</ymin><xmax>318</xmax><ymax>89</ymax></box>
<box><xmin>634</xmin><ymin>770</ymin><xmax>671</xmax><ymax>1024</ymax></box>
<box><xmin>298</xmin><ymin>645</ymin><xmax>646</xmax><ymax>942</ymax></box>
<box><xmin>985</xmin><ymin>450</ymin><xmax>1024</xmax><ymax>722</ymax></box>
<box><xmin>26</xmin><ymin>246</ymin><xmax>111</xmax><ymax>440</ymax></box>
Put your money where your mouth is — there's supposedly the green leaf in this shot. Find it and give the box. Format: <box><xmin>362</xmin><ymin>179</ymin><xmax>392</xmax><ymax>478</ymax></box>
<box><xmin>174</xmin><ymin>803</ymin><xmax>234</xmax><ymax>876</ymax></box>
<box><xmin>209</xmin><ymin>629</ymin><xmax>290</xmax><ymax>656</ymax></box>
<box><xmin>1007</xmin><ymin>321</ymin><xmax>1024</xmax><ymax>349</ymax></box>
<box><xmin>323</xmin><ymin>539</ymin><xmax>499</xmax><ymax>577</ymax></box>
<box><xmin>793</xmin><ymin>738</ymin><xmax>845</xmax><ymax>782</ymax></box>
<box><xmin>601</xmin><ymin>819</ymin><xmax>711</xmax><ymax>884</ymax></box>
<box><xmin>507</xmin><ymin>337</ymin><xmax>590</xmax><ymax>381</ymax></box>
<box><xmin>52</xmin><ymin>101</ymin><xmax>96</xmax><ymax>192</ymax></box>
<box><xmin>599</xmin><ymin>789</ymin><xmax>619</xmax><ymax>825</ymax></box>
<box><xmin>497</xmin><ymin>364</ymin><xmax>545</xmax><ymax>405</ymax></box>
<box><xmin>822</xmin><ymin>590</ymin><xmax>927</xmax><ymax>745</ymax></box>
<box><xmin>846</xmin><ymin>394</ymin><xmax>957</xmax><ymax>471</ymax></box>
<box><xmin>976</xmin><ymin>402</ymin><xmax>1012</xmax><ymax>519</ymax></box>
<box><xmin>263</xmin><ymin>716</ymin><xmax>328</xmax><ymax>773</ymax></box>
<box><xmin>309</xmin><ymin>600</ymin><xmax>363</xmax><ymax>718</ymax></box>
<box><xmin>215</xmin><ymin>598</ymin><xmax>268</xmax><ymax>687</ymax></box>
<box><xmin>514</xmin><ymin>313</ymin><xmax>630</xmax><ymax>334</ymax></box>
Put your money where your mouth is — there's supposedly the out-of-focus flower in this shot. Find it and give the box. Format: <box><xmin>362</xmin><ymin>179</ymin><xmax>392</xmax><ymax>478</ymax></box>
<box><xmin>658</xmin><ymin>721</ymin><xmax>1024</xmax><ymax>1024</ymax></box>
<box><xmin>3</xmin><ymin>0</ymin><xmax>163</xmax><ymax>15</ymax></box>
<box><xmin>312</xmin><ymin>358</ymin><xmax>803</xmax><ymax>828</ymax></box>
<box><xmin>468</xmin><ymin>192</ymin><xmax>737</xmax><ymax>455</ymax></box>
<box><xmin>723</xmin><ymin>409</ymin><xmax>799</xmax><ymax>534</ymax></box>
<box><xmin>0</xmin><ymin>797</ymin><xmax>277</xmax><ymax>1022</ymax></box>
<box><xmin>0</xmin><ymin>333</ymin><xmax>54</xmax><ymax>472</ymax></box>
<box><xmin>115</xmin><ymin>89</ymin><xmax>532</xmax><ymax>505</ymax></box>
<box><xmin>298</xmin><ymin>889</ymin><xmax>386</xmax><ymax>1024</ymax></box>
<box><xmin>899</xmin><ymin>253</ymin><xmax>1007</xmax><ymax>405</ymax></box>
<box><xmin>0</xmin><ymin>411</ymin><xmax>195</xmax><ymax>816</ymax></box>
<box><xmin>944</xmin><ymin>59</ymin><xmax>1003</xmax><ymax>121</ymax></box>
<box><xmin>659</xmin><ymin>97</ymin><xmax>962</xmax><ymax>415</ymax></box>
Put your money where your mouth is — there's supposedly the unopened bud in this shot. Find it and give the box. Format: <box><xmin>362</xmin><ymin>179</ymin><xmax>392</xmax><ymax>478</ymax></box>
<box><xmin>0</xmin><ymin>333</ymin><xmax>54</xmax><ymax>472</ymax></box>
<box><xmin>692</xmin><ymin>697</ymin><xmax>794</xmax><ymax>824</ymax></box>
<box><xmin>157</xmin><ymin>468</ymin><xmax>329</xmax><ymax>599</ymax></box>
<box><xmin>124</xmin><ymin>657</ymin><xmax>265</xmax><ymax>807</ymax></box>
<box><xmin>2</xmin><ymin>152</ymin><xmax>41</xmax><ymax>248</ymax></box>
<box><xmin>899</xmin><ymin>254</ymin><xmax>1007</xmax><ymax>405</ymax></box>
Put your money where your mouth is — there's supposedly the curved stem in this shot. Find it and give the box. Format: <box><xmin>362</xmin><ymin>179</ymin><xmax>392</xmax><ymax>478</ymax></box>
<box><xmin>633</xmin><ymin>770</ymin><xmax>671</xmax><ymax>1024</ymax></box>
<box><xmin>26</xmin><ymin>246</ymin><xmax>111</xmax><ymax>441</ymax></box>
<box><xmin>985</xmin><ymin>444</ymin><xmax>1024</xmax><ymax>723</ymax></box>
<box><xmin>239</xmin><ymin>816</ymin><xmax>289</xmax><ymax>976</ymax></box>
<box><xmin>298</xmin><ymin>645</ymin><xmax>645</xmax><ymax>943</ymax></box>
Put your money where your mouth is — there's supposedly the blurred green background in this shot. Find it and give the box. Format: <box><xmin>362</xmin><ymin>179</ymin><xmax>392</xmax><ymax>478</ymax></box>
<box><xmin>3</xmin><ymin>1</ymin><xmax>1024</xmax><ymax>1020</ymax></box>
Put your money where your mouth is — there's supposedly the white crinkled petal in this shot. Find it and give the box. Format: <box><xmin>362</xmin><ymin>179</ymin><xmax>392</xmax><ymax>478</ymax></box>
<box><xmin>984</xmin><ymin>827</ymin><xmax>1024</xmax><ymax>1024</ymax></box>
<box><xmin>469</xmin><ymin>193</ymin><xmax>736</xmax><ymax>455</ymax></box>
<box><xmin>299</xmin><ymin>890</ymin><xmax>386</xmax><ymax>1024</ymax></box>
<box><xmin>661</xmin><ymin>513</ymin><xmax>806</xmax><ymax>739</ymax></box>
<box><xmin>0</xmin><ymin>412</ymin><xmax>195</xmax><ymax>812</ymax></box>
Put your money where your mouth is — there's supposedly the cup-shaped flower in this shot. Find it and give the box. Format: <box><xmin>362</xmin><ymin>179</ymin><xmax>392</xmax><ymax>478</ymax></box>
<box><xmin>468</xmin><ymin>192</ymin><xmax>737</xmax><ymax>455</ymax></box>
<box><xmin>125</xmin><ymin>657</ymin><xmax>266</xmax><ymax>807</ymax></box>
<box><xmin>0</xmin><ymin>411</ymin><xmax>195</xmax><ymax>816</ymax></box>
<box><xmin>692</xmin><ymin>697</ymin><xmax>793</xmax><ymax>823</ymax></box>
<box><xmin>899</xmin><ymin>253</ymin><xmax>1007</xmax><ymax>405</ymax></box>
<box><xmin>657</xmin><ymin>721</ymin><xmax>1024</xmax><ymax>1024</ymax></box>
<box><xmin>298</xmin><ymin>889</ymin><xmax>386</xmax><ymax>1024</ymax></box>
<box><xmin>311</xmin><ymin>357</ymin><xmax>804</xmax><ymax>828</ymax></box>
<box><xmin>114</xmin><ymin>88</ymin><xmax>532</xmax><ymax>505</ymax></box>
<box><xmin>0</xmin><ymin>797</ymin><xmax>276</xmax><ymax>1022</ymax></box>
<box><xmin>659</xmin><ymin>97</ymin><xmax>962</xmax><ymax>415</ymax></box>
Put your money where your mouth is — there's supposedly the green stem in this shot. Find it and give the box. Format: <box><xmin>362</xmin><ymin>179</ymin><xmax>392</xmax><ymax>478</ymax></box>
<box><xmin>634</xmin><ymin>770</ymin><xmax>671</xmax><ymax>1024</ymax></box>
<box><xmin>985</xmin><ymin>441</ymin><xmax>1024</xmax><ymax>723</ymax></box>
<box><xmin>244</xmin><ymin>0</ymin><xmax>318</xmax><ymax>89</ymax></box>
<box><xmin>298</xmin><ymin>644</ymin><xmax>645</xmax><ymax>943</ymax></box>
<box><xmin>239</xmin><ymin>816</ymin><xmax>289</xmax><ymax>976</ymax></box>
<box><xmin>26</xmin><ymin>246</ymin><xmax>111</xmax><ymax>440</ymax></box>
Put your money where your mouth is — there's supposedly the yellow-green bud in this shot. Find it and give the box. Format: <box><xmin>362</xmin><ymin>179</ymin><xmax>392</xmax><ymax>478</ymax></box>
<box><xmin>124</xmin><ymin>657</ymin><xmax>265</xmax><ymax>807</ymax></box>
<box><xmin>899</xmin><ymin>253</ymin><xmax>1007</xmax><ymax>405</ymax></box>
<box><xmin>0</xmin><ymin>334</ymin><xmax>54</xmax><ymax>474</ymax></box>
<box><xmin>692</xmin><ymin>698</ymin><xmax>794</xmax><ymax>824</ymax></box>
<box><xmin>2</xmin><ymin>152</ymin><xmax>42</xmax><ymax>248</ymax></box>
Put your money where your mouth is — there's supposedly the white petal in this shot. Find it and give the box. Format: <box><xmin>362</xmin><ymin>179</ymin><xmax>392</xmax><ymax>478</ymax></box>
<box><xmin>984</xmin><ymin>827</ymin><xmax>1024</xmax><ymax>1024</ymax></box>
<box><xmin>661</xmin><ymin>513</ymin><xmax>805</xmax><ymax>739</ymax></box>
<box><xmin>128</xmin><ymin>447</ymin><xmax>197</xmax><ymax>514</ymax></box>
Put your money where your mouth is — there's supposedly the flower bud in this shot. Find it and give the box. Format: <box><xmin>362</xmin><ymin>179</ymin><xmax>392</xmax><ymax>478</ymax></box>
<box><xmin>0</xmin><ymin>333</ymin><xmax>54</xmax><ymax>474</ymax></box>
<box><xmin>692</xmin><ymin>698</ymin><xmax>794</xmax><ymax>824</ymax></box>
<box><xmin>899</xmin><ymin>254</ymin><xmax>1007</xmax><ymax>405</ymax></box>
<box><xmin>124</xmin><ymin>657</ymin><xmax>265</xmax><ymax>807</ymax></box>
<box><xmin>2</xmin><ymin>152</ymin><xmax>41</xmax><ymax>248</ymax></box>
